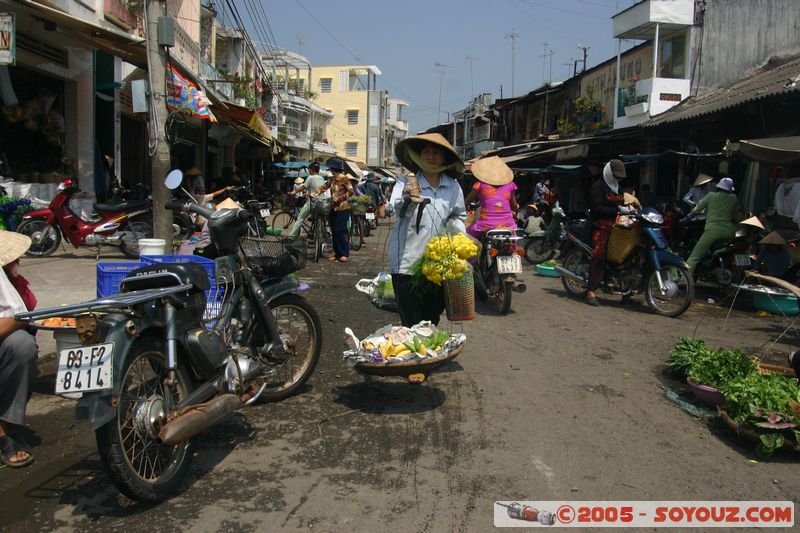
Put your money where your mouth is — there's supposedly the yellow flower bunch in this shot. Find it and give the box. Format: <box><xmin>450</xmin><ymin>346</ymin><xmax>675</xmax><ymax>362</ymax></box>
<box><xmin>419</xmin><ymin>234</ymin><xmax>478</xmax><ymax>285</ymax></box>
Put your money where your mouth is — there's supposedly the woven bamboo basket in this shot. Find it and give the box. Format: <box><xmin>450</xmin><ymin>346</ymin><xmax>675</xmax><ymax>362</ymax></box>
<box><xmin>606</xmin><ymin>225</ymin><xmax>640</xmax><ymax>264</ymax></box>
<box><xmin>443</xmin><ymin>269</ymin><xmax>475</xmax><ymax>321</ymax></box>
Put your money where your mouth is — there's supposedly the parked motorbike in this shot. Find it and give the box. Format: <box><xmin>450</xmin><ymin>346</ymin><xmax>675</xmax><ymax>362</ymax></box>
<box><xmin>474</xmin><ymin>228</ymin><xmax>527</xmax><ymax>314</ymax></box>
<box><xmin>16</xmin><ymin>170</ymin><xmax>322</xmax><ymax>501</ymax></box>
<box><xmin>110</xmin><ymin>175</ymin><xmax>195</xmax><ymax>241</ymax></box>
<box><xmin>523</xmin><ymin>205</ymin><xmax>593</xmax><ymax>265</ymax></box>
<box><xmin>17</xmin><ymin>178</ymin><xmax>152</xmax><ymax>258</ymax></box>
<box><xmin>674</xmin><ymin>216</ymin><xmax>762</xmax><ymax>288</ymax></box>
<box><xmin>555</xmin><ymin>208</ymin><xmax>695</xmax><ymax>317</ymax></box>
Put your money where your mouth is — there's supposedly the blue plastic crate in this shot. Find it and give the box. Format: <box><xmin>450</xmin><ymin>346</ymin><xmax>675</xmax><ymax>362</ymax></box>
<box><xmin>140</xmin><ymin>254</ymin><xmax>216</xmax><ymax>283</ymax></box>
<box><xmin>97</xmin><ymin>262</ymin><xmax>145</xmax><ymax>298</ymax></box>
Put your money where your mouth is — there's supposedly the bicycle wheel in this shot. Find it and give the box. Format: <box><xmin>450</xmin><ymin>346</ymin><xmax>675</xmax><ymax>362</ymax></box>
<box><xmin>271</xmin><ymin>210</ymin><xmax>292</xmax><ymax>231</ymax></box>
<box><xmin>348</xmin><ymin>216</ymin><xmax>363</xmax><ymax>251</ymax></box>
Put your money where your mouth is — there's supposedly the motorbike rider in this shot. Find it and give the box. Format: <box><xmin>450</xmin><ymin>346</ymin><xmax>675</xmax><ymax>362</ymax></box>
<box><xmin>464</xmin><ymin>156</ymin><xmax>518</xmax><ymax>242</ymax></box>
<box><xmin>676</xmin><ymin>173</ymin><xmax>715</xmax><ymax>248</ymax></box>
<box><xmin>682</xmin><ymin>177</ymin><xmax>740</xmax><ymax>272</ymax></box>
<box><xmin>585</xmin><ymin>159</ymin><xmax>635</xmax><ymax>307</ymax></box>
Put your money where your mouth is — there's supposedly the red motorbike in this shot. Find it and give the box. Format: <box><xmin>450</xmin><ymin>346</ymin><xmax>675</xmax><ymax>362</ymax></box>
<box><xmin>17</xmin><ymin>178</ymin><xmax>153</xmax><ymax>258</ymax></box>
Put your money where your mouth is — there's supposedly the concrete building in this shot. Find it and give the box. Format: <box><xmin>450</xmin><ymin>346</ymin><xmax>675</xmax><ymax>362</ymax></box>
<box><xmin>260</xmin><ymin>49</ymin><xmax>335</xmax><ymax>162</ymax></box>
<box><xmin>384</xmin><ymin>98</ymin><xmax>409</xmax><ymax>168</ymax></box>
<box><xmin>311</xmin><ymin>65</ymin><xmax>385</xmax><ymax>165</ymax></box>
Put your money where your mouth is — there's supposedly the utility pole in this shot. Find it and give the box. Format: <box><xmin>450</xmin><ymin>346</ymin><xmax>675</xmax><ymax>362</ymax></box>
<box><xmin>465</xmin><ymin>55</ymin><xmax>477</xmax><ymax>98</ymax></box>
<box><xmin>577</xmin><ymin>44</ymin><xmax>590</xmax><ymax>73</ymax></box>
<box><xmin>540</xmin><ymin>46</ymin><xmax>555</xmax><ymax>84</ymax></box>
<box><xmin>505</xmin><ymin>28</ymin><xmax>518</xmax><ymax>97</ymax></box>
<box><xmin>145</xmin><ymin>0</ymin><xmax>173</xmax><ymax>242</ymax></box>
<box><xmin>435</xmin><ymin>62</ymin><xmax>452</xmax><ymax>124</ymax></box>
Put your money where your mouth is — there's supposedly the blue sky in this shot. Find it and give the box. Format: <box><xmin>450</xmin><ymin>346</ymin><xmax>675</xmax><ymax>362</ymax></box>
<box><xmin>228</xmin><ymin>0</ymin><xmax>638</xmax><ymax>132</ymax></box>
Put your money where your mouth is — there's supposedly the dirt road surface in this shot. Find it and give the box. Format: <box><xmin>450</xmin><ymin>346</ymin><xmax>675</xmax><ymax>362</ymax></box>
<box><xmin>1</xmin><ymin>226</ymin><xmax>798</xmax><ymax>531</ymax></box>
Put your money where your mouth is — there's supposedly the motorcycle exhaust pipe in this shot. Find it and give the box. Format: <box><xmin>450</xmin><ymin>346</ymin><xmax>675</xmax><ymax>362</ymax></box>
<box><xmin>158</xmin><ymin>393</ymin><xmax>242</xmax><ymax>446</ymax></box>
<box><xmin>554</xmin><ymin>266</ymin><xmax>587</xmax><ymax>284</ymax></box>
<box><xmin>513</xmin><ymin>282</ymin><xmax>527</xmax><ymax>293</ymax></box>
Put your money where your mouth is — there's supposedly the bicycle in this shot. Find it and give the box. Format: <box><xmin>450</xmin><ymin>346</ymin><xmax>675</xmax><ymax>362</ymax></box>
<box><xmin>348</xmin><ymin>212</ymin><xmax>364</xmax><ymax>251</ymax></box>
<box><xmin>308</xmin><ymin>196</ymin><xmax>331</xmax><ymax>262</ymax></box>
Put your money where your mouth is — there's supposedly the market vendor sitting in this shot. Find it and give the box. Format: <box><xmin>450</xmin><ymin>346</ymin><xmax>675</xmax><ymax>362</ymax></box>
<box><xmin>753</xmin><ymin>231</ymin><xmax>792</xmax><ymax>279</ymax></box>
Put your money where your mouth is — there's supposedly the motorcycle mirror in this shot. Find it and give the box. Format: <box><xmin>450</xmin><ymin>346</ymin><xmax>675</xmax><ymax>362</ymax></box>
<box><xmin>164</xmin><ymin>169</ymin><xmax>183</xmax><ymax>190</ymax></box>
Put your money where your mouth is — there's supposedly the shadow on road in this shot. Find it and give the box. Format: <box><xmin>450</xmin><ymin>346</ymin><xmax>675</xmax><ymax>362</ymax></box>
<box><xmin>0</xmin><ymin>413</ymin><xmax>255</xmax><ymax>527</ymax></box>
<box><xmin>333</xmin><ymin>380</ymin><xmax>446</xmax><ymax>415</ymax></box>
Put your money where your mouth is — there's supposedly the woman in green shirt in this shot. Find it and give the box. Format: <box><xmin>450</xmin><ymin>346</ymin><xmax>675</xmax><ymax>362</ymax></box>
<box><xmin>685</xmin><ymin>177</ymin><xmax>740</xmax><ymax>272</ymax></box>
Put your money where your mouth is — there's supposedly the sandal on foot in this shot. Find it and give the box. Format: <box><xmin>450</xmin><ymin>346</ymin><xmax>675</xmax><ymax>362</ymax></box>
<box><xmin>0</xmin><ymin>434</ymin><xmax>34</xmax><ymax>468</ymax></box>
<box><xmin>338</xmin><ymin>256</ymin><xmax>349</xmax><ymax>263</ymax></box>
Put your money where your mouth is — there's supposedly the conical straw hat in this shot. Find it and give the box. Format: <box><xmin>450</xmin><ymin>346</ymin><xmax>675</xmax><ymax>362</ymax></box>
<box><xmin>395</xmin><ymin>133</ymin><xmax>464</xmax><ymax>178</ymax></box>
<box><xmin>759</xmin><ymin>231</ymin><xmax>786</xmax><ymax>246</ymax></box>
<box><xmin>0</xmin><ymin>230</ymin><xmax>31</xmax><ymax>266</ymax></box>
<box><xmin>471</xmin><ymin>156</ymin><xmax>513</xmax><ymax>186</ymax></box>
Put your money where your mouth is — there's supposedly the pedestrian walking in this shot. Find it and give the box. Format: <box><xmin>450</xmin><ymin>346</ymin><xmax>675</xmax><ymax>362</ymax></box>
<box><xmin>318</xmin><ymin>157</ymin><xmax>355</xmax><ymax>262</ymax></box>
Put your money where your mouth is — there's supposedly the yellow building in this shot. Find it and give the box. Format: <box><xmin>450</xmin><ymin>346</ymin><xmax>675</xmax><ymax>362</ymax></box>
<box><xmin>310</xmin><ymin>65</ymin><xmax>385</xmax><ymax>165</ymax></box>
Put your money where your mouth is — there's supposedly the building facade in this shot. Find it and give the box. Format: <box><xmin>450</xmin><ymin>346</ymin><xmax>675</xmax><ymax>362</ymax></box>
<box><xmin>311</xmin><ymin>65</ymin><xmax>385</xmax><ymax>165</ymax></box>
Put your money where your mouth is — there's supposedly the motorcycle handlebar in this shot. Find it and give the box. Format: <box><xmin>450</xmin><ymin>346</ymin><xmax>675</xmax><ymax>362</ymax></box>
<box><xmin>166</xmin><ymin>201</ymin><xmax>215</xmax><ymax>220</ymax></box>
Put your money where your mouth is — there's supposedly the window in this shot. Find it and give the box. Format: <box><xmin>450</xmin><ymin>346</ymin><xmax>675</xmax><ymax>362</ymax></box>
<box><xmin>661</xmin><ymin>34</ymin><xmax>686</xmax><ymax>79</ymax></box>
<box><xmin>320</xmin><ymin>78</ymin><xmax>332</xmax><ymax>92</ymax></box>
<box><xmin>339</xmin><ymin>70</ymin><xmax>348</xmax><ymax>92</ymax></box>
<box><xmin>347</xmin><ymin>109</ymin><xmax>359</xmax><ymax>125</ymax></box>
<box><xmin>297</xmin><ymin>78</ymin><xmax>305</xmax><ymax>91</ymax></box>
<box><xmin>345</xmin><ymin>142</ymin><xmax>358</xmax><ymax>158</ymax></box>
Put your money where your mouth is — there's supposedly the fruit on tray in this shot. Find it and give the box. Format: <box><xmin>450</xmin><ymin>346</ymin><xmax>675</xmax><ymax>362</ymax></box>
<box><xmin>41</xmin><ymin>317</ymin><xmax>76</xmax><ymax>327</ymax></box>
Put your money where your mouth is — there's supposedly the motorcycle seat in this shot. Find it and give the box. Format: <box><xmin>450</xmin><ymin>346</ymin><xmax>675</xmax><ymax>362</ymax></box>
<box><xmin>94</xmin><ymin>199</ymin><xmax>151</xmax><ymax>212</ymax></box>
<box><xmin>120</xmin><ymin>263</ymin><xmax>210</xmax><ymax>293</ymax></box>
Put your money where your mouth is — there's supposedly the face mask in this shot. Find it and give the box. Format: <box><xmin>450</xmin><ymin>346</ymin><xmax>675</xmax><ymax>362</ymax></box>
<box><xmin>3</xmin><ymin>259</ymin><xmax>20</xmax><ymax>278</ymax></box>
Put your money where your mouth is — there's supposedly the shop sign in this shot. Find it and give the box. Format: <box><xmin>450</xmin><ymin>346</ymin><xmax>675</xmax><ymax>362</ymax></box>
<box><xmin>0</xmin><ymin>13</ymin><xmax>15</xmax><ymax>66</ymax></box>
<box><xmin>660</xmin><ymin>93</ymin><xmax>682</xmax><ymax>102</ymax></box>
<box><xmin>166</xmin><ymin>64</ymin><xmax>217</xmax><ymax>122</ymax></box>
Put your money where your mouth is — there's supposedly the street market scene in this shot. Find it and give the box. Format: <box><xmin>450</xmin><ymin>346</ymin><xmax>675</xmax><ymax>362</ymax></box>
<box><xmin>1</xmin><ymin>0</ymin><xmax>800</xmax><ymax>530</ymax></box>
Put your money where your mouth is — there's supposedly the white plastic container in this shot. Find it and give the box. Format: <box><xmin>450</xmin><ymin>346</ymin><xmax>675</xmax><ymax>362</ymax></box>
<box><xmin>138</xmin><ymin>238</ymin><xmax>166</xmax><ymax>256</ymax></box>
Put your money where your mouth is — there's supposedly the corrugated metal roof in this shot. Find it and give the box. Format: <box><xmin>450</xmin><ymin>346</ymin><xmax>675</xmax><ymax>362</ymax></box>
<box><xmin>644</xmin><ymin>55</ymin><xmax>800</xmax><ymax>127</ymax></box>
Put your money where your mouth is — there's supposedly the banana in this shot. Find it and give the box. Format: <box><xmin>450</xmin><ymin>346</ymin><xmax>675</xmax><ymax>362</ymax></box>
<box><xmin>396</xmin><ymin>348</ymin><xmax>412</xmax><ymax>356</ymax></box>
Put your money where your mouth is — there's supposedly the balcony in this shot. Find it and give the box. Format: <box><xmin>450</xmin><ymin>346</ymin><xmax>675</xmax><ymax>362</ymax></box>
<box><xmin>104</xmin><ymin>0</ymin><xmax>143</xmax><ymax>35</ymax></box>
<box><xmin>614</xmin><ymin>76</ymin><xmax>691</xmax><ymax>129</ymax></box>
<box><xmin>612</xmin><ymin>0</ymin><xmax>694</xmax><ymax>40</ymax></box>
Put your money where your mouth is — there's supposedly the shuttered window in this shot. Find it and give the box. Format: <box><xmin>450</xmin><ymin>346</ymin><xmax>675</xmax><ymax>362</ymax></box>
<box><xmin>345</xmin><ymin>143</ymin><xmax>358</xmax><ymax>158</ymax></box>
<box><xmin>320</xmin><ymin>78</ymin><xmax>332</xmax><ymax>92</ymax></box>
<box><xmin>347</xmin><ymin>110</ymin><xmax>359</xmax><ymax>125</ymax></box>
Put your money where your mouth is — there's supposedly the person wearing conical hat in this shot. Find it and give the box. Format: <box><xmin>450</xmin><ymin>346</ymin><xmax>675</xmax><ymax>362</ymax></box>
<box><xmin>389</xmin><ymin>133</ymin><xmax>467</xmax><ymax>327</ymax></box>
<box><xmin>684</xmin><ymin>177</ymin><xmax>741</xmax><ymax>272</ymax></box>
<box><xmin>464</xmin><ymin>156</ymin><xmax>519</xmax><ymax>241</ymax></box>
<box><xmin>0</xmin><ymin>230</ymin><xmax>38</xmax><ymax>468</ymax></box>
<box><xmin>754</xmin><ymin>231</ymin><xmax>791</xmax><ymax>278</ymax></box>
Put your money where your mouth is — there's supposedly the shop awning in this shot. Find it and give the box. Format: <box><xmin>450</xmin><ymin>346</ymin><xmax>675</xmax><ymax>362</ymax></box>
<box><xmin>644</xmin><ymin>54</ymin><xmax>800</xmax><ymax>127</ymax></box>
<box><xmin>10</xmin><ymin>0</ymin><xmax>147</xmax><ymax>67</ymax></box>
<box><xmin>213</xmin><ymin>102</ymin><xmax>272</xmax><ymax>146</ymax></box>
<box><xmin>728</xmin><ymin>136</ymin><xmax>800</xmax><ymax>165</ymax></box>
<box><xmin>500</xmin><ymin>144</ymin><xmax>583</xmax><ymax>164</ymax></box>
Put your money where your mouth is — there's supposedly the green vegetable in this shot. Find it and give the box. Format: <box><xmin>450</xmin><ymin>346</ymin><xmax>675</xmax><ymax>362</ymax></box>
<box><xmin>541</xmin><ymin>260</ymin><xmax>557</xmax><ymax>267</ymax></box>
<box><xmin>687</xmin><ymin>348</ymin><xmax>756</xmax><ymax>390</ymax></box>
<box><xmin>666</xmin><ymin>337</ymin><xmax>706</xmax><ymax>379</ymax></box>
<box><xmin>720</xmin><ymin>373</ymin><xmax>800</xmax><ymax>422</ymax></box>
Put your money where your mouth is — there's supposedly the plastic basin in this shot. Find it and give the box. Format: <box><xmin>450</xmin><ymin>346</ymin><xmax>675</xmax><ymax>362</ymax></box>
<box><xmin>687</xmin><ymin>377</ymin><xmax>725</xmax><ymax>407</ymax></box>
<box><xmin>752</xmin><ymin>291</ymin><xmax>799</xmax><ymax>316</ymax></box>
<box><xmin>536</xmin><ymin>264</ymin><xmax>560</xmax><ymax>277</ymax></box>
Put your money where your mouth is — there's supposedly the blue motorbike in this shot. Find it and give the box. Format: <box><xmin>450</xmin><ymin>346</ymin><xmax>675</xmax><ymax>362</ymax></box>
<box><xmin>555</xmin><ymin>208</ymin><xmax>694</xmax><ymax>317</ymax></box>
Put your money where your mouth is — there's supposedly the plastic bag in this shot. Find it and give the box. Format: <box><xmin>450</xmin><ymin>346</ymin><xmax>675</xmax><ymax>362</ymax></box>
<box><xmin>355</xmin><ymin>272</ymin><xmax>397</xmax><ymax>312</ymax></box>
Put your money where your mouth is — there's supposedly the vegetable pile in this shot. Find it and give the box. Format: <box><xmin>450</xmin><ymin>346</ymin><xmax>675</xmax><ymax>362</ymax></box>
<box><xmin>343</xmin><ymin>323</ymin><xmax>466</xmax><ymax>366</ymax></box>
<box><xmin>667</xmin><ymin>337</ymin><xmax>800</xmax><ymax>457</ymax></box>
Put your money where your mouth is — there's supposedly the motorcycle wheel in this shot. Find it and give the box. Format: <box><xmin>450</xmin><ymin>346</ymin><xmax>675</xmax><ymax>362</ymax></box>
<box><xmin>172</xmin><ymin>214</ymin><xmax>193</xmax><ymax>241</ymax></box>
<box><xmin>95</xmin><ymin>343</ymin><xmax>193</xmax><ymax>502</ymax></box>
<box><xmin>490</xmin><ymin>266</ymin><xmax>512</xmax><ymax>315</ymax></box>
<box><xmin>560</xmin><ymin>249</ymin><xmax>590</xmax><ymax>298</ymax></box>
<box><xmin>17</xmin><ymin>219</ymin><xmax>61</xmax><ymax>257</ymax></box>
<box><xmin>120</xmin><ymin>220</ymin><xmax>154</xmax><ymax>258</ymax></box>
<box><xmin>524</xmin><ymin>236</ymin><xmax>556</xmax><ymax>265</ymax></box>
<box><xmin>645</xmin><ymin>265</ymin><xmax>695</xmax><ymax>317</ymax></box>
<box><xmin>256</xmin><ymin>293</ymin><xmax>322</xmax><ymax>402</ymax></box>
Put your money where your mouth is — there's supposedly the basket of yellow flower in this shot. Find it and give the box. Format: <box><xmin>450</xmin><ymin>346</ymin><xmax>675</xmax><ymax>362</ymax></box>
<box><xmin>413</xmin><ymin>233</ymin><xmax>479</xmax><ymax>322</ymax></box>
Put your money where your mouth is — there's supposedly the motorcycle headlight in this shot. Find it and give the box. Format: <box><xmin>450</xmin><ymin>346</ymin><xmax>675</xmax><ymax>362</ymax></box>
<box><xmin>57</xmin><ymin>182</ymin><xmax>67</xmax><ymax>191</ymax></box>
<box><xmin>640</xmin><ymin>208</ymin><xmax>663</xmax><ymax>225</ymax></box>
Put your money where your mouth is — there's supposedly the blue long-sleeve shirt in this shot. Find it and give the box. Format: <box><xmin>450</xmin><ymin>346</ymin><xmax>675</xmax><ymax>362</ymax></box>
<box><xmin>388</xmin><ymin>172</ymin><xmax>466</xmax><ymax>274</ymax></box>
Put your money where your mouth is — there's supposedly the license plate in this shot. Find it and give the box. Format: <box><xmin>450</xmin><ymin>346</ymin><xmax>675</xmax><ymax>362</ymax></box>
<box><xmin>260</xmin><ymin>208</ymin><xmax>271</xmax><ymax>218</ymax></box>
<box><xmin>55</xmin><ymin>343</ymin><xmax>113</xmax><ymax>394</ymax></box>
<box><xmin>497</xmin><ymin>255</ymin><xmax>522</xmax><ymax>274</ymax></box>
<box><xmin>734</xmin><ymin>254</ymin><xmax>751</xmax><ymax>267</ymax></box>
<box><xmin>365</xmin><ymin>212</ymin><xmax>375</xmax><ymax>220</ymax></box>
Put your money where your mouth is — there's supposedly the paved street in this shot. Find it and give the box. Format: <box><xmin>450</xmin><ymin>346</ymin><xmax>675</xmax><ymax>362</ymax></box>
<box><xmin>1</xmin><ymin>227</ymin><xmax>799</xmax><ymax>532</ymax></box>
